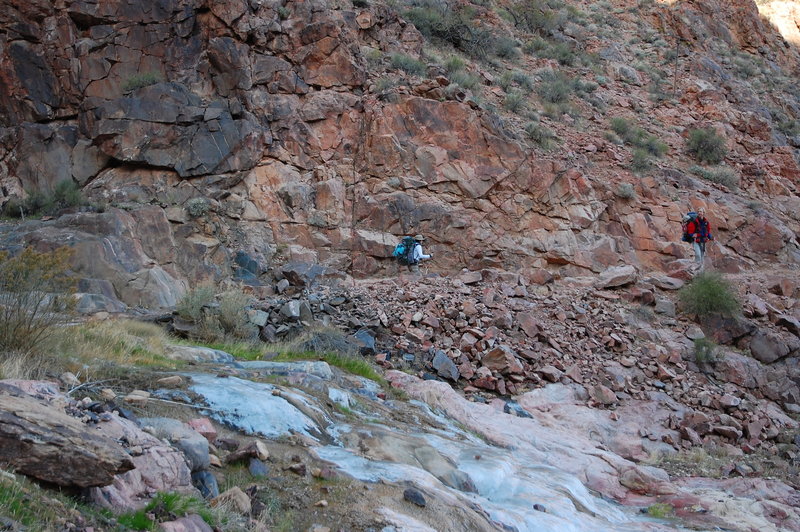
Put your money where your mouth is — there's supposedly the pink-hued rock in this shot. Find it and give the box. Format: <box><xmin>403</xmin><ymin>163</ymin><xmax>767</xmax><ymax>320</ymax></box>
<box><xmin>387</xmin><ymin>372</ymin><xmax>800</xmax><ymax>531</ymax></box>
<box><xmin>481</xmin><ymin>346</ymin><xmax>524</xmax><ymax>375</ymax></box>
<box><xmin>90</xmin><ymin>417</ymin><xmax>196</xmax><ymax>511</ymax></box>
<box><xmin>187</xmin><ymin>418</ymin><xmax>218</xmax><ymax>444</ymax></box>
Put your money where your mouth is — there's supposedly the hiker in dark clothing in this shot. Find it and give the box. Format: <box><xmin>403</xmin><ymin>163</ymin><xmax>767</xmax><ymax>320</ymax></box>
<box><xmin>685</xmin><ymin>208</ymin><xmax>713</xmax><ymax>270</ymax></box>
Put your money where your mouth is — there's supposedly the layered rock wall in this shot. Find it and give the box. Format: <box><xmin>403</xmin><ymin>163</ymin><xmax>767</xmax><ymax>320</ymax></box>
<box><xmin>1</xmin><ymin>0</ymin><xmax>799</xmax><ymax>306</ymax></box>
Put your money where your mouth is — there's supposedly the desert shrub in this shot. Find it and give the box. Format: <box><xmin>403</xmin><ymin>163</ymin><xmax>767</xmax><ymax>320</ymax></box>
<box><xmin>390</xmin><ymin>53</ymin><xmax>426</xmax><ymax>76</ymax></box>
<box><xmin>176</xmin><ymin>284</ymin><xmax>215</xmax><ymax>322</ymax></box>
<box><xmin>449</xmin><ymin>70</ymin><xmax>479</xmax><ymax>90</ymax></box>
<box><xmin>631</xmin><ymin>148</ymin><xmax>651</xmax><ymax>173</ymax></box>
<box><xmin>216</xmin><ymin>289</ymin><xmax>256</xmax><ymax>339</ymax></box>
<box><xmin>689</xmin><ymin>165</ymin><xmax>740</xmax><ymax>189</ymax></box>
<box><xmin>610</xmin><ymin>117</ymin><xmax>668</xmax><ymax>156</ymax></box>
<box><xmin>733</xmin><ymin>54</ymin><xmax>759</xmax><ymax>78</ymax></box>
<box><xmin>365</xmin><ymin>48</ymin><xmax>383</xmax><ymax>68</ymax></box>
<box><xmin>508</xmin><ymin>0</ymin><xmax>565</xmax><ymax>35</ymax></box>
<box><xmin>544</xmin><ymin>42</ymin><xmax>578</xmax><ymax>66</ymax></box>
<box><xmin>185</xmin><ymin>197</ymin><xmax>210</xmax><ymax>218</ymax></box>
<box><xmin>616</xmin><ymin>182</ymin><xmax>636</xmax><ymax>199</ymax></box>
<box><xmin>693</xmin><ymin>337</ymin><xmax>718</xmax><ymax>365</ymax></box>
<box><xmin>122</xmin><ymin>72</ymin><xmax>162</xmax><ymax>92</ymax></box>
<box><xmin>374</xmin><ymin>77</ymin><xmax>397</xmax><ymax>92</ymax></box>
<box><xmin>503</xmin><ymin>91</ymin><xmax>526</xmax><ymax>113</ymax></box>
<box><xmin>0</xmin><ymin>247</ymin><xmax>76</xmax><ymax>355</ymax></box>
<box><xmin>403</xmin><ymin>1</ymin><xmax>498</xmax><ymax>59</ymax></box>
<box><xmin>523</xmin><ymin>37</ymin><xmax>549</xmax><ymax>54</ymax></box>
<box><xmin>537</xmin><ymin>71</ymin><xmax>573</xmax><ymax>104</ymax></box>
<box><xmin>493</xmin><ymin>36</ymin><xmax>520</xmax><ymax>59</ymax></box>
<box><xmin>177</xmin><ymin>285</ymin><xmax>257</xmax><ymax>343</ymax></box>
<box><xmin>511</xmin><ymin>70</ymin><xmax>533</xmax><ymax>90</ymax></box>
<box><xmin>277</xmin><ymin>6</ymin><xmax>290</xmax><ymax>19</ymax></box>
<box><xmin>678</xmin><ymin>271</ymin><xmax>740</xmax><ymax>318</ymax></box>
<box><xmin>498</xmin><ymin>71</ymin><xmax>514</xmax><ymax>92</ymax></box>
<box><xmin>686</xmin><ymin>128</ymin><xmax>727</xmax><ymax>164</ymax></box>
<box><xmin>2</xmin><ymin>180</ymin><xmax>88</xmax><ymax>219</ymax></box>
<box><xmin>444</xmin><ymin>55</ymin><xmax>466</xmax><ymax>73</ymax></box>
<box><xmin>525</xmin><ymin>122</ymin><xmax>557</xmax><ymax>149</ymax></box>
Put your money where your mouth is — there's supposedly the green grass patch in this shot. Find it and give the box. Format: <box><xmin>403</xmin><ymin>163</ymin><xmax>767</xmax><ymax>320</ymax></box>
<box><xmin>122</xmin><ymin>72</ymin><xmax>162</xmax><ymax>92</ymax></box>
<box><xmin>647</xmin><ymin>503</ymin><xmax>674</xmax><ymax>518</ymax></box>
<box><xmin>275</xmin><ymin>351</ymin><xmax>384</xmax><ymax>383</ymax></box>
<box><xmin>0</xmin><ymin>471</ymin><xmax>113</xmax><ymax>531</ymax></box>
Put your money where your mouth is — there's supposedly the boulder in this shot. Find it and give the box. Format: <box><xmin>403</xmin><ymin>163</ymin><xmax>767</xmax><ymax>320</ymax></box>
<box><xmin>481</xmin><ymin>345</ymin><xmax>524</xmax><ymax>375</ymax></box>
<box><xmin>140</xmin><ymin>417</ymin><xmax>211</xmax><ymax>472</ymax></box>
<box><xmin>0</xmin><ymin>383</ymin><xmax>134</xmax><ymax>487</ymax></box>
<box><xmin>212</xmin><ymin>487</ymin><xmax>251</xmax><ymax>515</ymax></box>
<box><xmin>595</xmin><ymin>265</ymin><xmax>637</xmax><ymax>289</ymax></box>
<box><xmin>749</xmin><ymin>331</ymin><xmax>792</xmax><ymax>364</ymax></box>
<box><xmin>700</xmin><ymin>315</ymin><xmax>756</xmax><ymax>345</ymax></box>
<box><xmin>431</xmin><ymin>351</ymin><xmax>460</xmax><ymax>381</ymax></box>
<box><xmin>187</xmin><ymin>418</ymin><xmax>218</xmax><ymax>443</ymax></box>
<box><xmin>589</xmin><ymin>384</ymin><xmax>618</xmax><ymax>405</ymax></box>
<box><xmin>160</xmin><ymin>514</ymin><xmax>214</xmax><ymax>532</ymax></box>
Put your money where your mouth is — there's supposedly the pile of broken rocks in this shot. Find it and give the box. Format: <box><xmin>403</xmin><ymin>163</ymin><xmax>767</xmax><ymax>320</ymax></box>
<box><xmin>232</xmin><ymin>263</ymin><xmax>799</xmax><ymax>465</ymax></box>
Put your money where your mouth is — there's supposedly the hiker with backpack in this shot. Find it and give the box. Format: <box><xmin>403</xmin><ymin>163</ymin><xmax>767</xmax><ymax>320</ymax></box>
<box><xmin>392</xmin><ymin>234</ymin><xmax>431</xmax><ymax>273</ymax></box>
<box><xmin>682</xmin><ymin>208</ymin><xmax>713</xmax><ymax>270</ymax></box>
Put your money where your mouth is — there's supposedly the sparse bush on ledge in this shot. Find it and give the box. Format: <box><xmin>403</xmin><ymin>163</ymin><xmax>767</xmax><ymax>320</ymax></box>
<box><xmin>678</xmin><ymin>271</ymin><xmax>740</xmax><ymax>318</ymax></box>
<box><xmin>121</xmin><ymin>72</ymin><xmax>162</xmax><ymax>92</ymax></box>
<box><xmin>185</xmin><ymin>197</ymin><xmax>210</xmax><ymax>218</ymax></box>
<box><xmin>686</xmin><ymin>127</ymin><xmax>727</xmax><ymax>164</ymax></box>
<box><xmin>689</xmin><ymin>165</ymin><xmax>740</xmax><ymax>190</ymax></box>
<box><xmin>390</xmin><ymin>53</ymin><xmax>426</xmax><ymax>76</ymax></box>
<box><xmin>525</xmin><ymin>122</ymin><xmax>557</xmax><ymax>150</ymax></box>
<box><xmin>616</xmin><ymin>182</ymin><xmax>636</xmax><ymax>199</ymax></box>
<box><xmin>176</xmin><ymin>285</ymin><xmax>257</xmax><ymax>344</ymax></box>
<box><xmin>693</xmin><ymin>337</ymin><xmax>719</xmax><ymax>365</ymax></box>
<box><xmin>2</xmin><ymin>179</ymin><xmax>92</xmax><ymax>219</ymax></box>
<box><xmin>503</xmin><ymin>91</ymin><xmax>526</xmax><ymax>113</ymax></box>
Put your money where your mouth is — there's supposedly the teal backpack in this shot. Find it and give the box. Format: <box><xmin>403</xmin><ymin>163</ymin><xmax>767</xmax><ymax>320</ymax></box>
<box><xmin>393</xmin><ymin>236</ymin><xmax>418</xmax><ymax>265</ymax></box>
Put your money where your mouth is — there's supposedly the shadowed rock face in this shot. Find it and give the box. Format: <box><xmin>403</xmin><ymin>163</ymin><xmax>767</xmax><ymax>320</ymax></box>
<box><xmin>0</xmin><ymin>0</ymin><xmax>798</xmax><ymax>283</ymax></box>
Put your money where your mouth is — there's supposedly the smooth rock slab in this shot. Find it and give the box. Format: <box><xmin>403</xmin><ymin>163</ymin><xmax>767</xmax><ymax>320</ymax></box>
<box><xmin>166</xmin><ymin>346</ymin><xmax>234</xmax><ymax>363</ymax></box>
<box><xmin>234</xmin><ymin>360</ymin><xmax>334</xmax><ymax>380</ymax></box>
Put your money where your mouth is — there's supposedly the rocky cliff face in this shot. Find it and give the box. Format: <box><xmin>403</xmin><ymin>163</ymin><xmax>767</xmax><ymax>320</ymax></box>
<box><xmin>1</xmin><ymin>0</ymin><xmax>799</xmax><ymax>304</ymax></box>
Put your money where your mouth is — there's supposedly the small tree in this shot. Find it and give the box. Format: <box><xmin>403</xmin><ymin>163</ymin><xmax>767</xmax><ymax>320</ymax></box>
<box><xmin>0</xmin><ymin>247</ymin><xmax>76</xmax><ymax>353</ymax></box>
